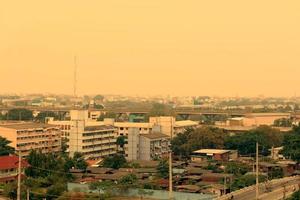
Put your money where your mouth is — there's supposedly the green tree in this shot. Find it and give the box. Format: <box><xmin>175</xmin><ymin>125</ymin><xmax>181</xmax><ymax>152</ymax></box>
<box><xmin>274</xmin><ymin>118</ymin><xmax>292</xmax><ymax>127</ymax></box>
<box><xmin>35</xmin><ymin>111</ymin><xmax>58</xmax><ymax>122</ymax></box>
<box><xmin>288</xmin><ymin>191</ymin><xmax>300</xmax><ymax>200</ymax></box>
<box><xmin>116</xmin><ymin>136</ymin><xmax>126</xmax><ymax>153</ymax></box>
<box><xmin>6</xmin><ymin>108</ymin><xmax>33</xmax><ymax>121</ymax></box>
<box><xmin>72</xmin><ymin>152</ymin><xmax>88</xmax><ymax>170</ymax></box>
<box><xmin>230</xmin><ymin>174</ymin><xmax>267</xmax><ymax>191</ymax></box>
<box><xmin>171</xmin><ymin>126</ymin><xmax>228</xmax><ymax>158</ymax></box>
<box><xmin>157</xmin><ymin>159</ymin><xmax>169</xmax><ymax>179</ymax></box>
<box><xmin>118</xmin><ymin>174</ymin><xmax>138</xmax><ymax>192</ymax></box>
<box><xmin>224</xmin><ymin>162</ymin><xmax>250</xmax><ymax>176</ymax></box>
<box><xmin>102</xmin><ymin>154</ymin><xmax>127</xmax><ymax>169</ymax></box>
<box><xmin>225</xmin><ymin>126</ymin><xmax>284</xmax><ymax>156</ymax></box>
<box><xmin>0</xmin><ymin>136</ymin><xmax>15</xmax><ymax>156</ymax></box>
<box><xmin>282</xmin><ymin>125</ymin><xmax>300</xmax><ymax>163</ymax></box>
<box><xmin>97</xmin><ymin>112</ymin><xmax>117</xmax><ymax>121</ymax></box>
<box><xmin>89</xmin><ymin>180</ymin><xmax>114</xmax><ymax>200</ymax></box>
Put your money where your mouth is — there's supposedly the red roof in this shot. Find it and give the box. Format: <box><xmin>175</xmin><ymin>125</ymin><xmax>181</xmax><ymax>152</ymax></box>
<box><xmin>0</xmin><ymin>155</ymin><xmax>29</xmax><ymax>170</ymax></box>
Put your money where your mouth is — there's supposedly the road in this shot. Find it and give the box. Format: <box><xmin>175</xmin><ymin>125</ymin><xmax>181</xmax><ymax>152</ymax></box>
<box><xmin>216</xmin><ymin>176</ymin><xmax>300</xmax><ymax>200</ymax></box>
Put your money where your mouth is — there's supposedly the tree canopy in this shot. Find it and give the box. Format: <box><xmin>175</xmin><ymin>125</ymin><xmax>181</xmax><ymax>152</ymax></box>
<box><xmin>282</xmin><ymin>125</ymin><xmax>300</xmax><ymax>163</ymax></box>
<box><xmin>225</xmin><ymin>126</ymin><xmax>284</xmax><ymax>156</ymax></box>
<box><xmin>6</xmin><ymin>108</ymin><xmax>33</xmax><ymax>121</ymax></box>
<box><xmin>0</xmin><ymin>136</ymin><xmax>15</xmax><ymax>156</ymax></box>
<box><xmin>102</xmin><ymin>154</ymin><xmax>127</xmax><ymax>169</ymax></box>
<box><xmin>171</xmin><ymin>126</ymin><xmax>228</xmax><ymax>158</ymax></box>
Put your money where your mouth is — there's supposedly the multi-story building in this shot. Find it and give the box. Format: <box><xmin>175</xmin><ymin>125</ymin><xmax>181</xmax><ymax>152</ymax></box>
<box><xmin>126</xmin><ymin>128</ymin><xmax>170</xmax><ymax>161</ymax></box>
<box><xmin>68</xmin><ymin>110</ymin><xmax>117</xmax><ymax>159</ymax></box>
<box><xmin>0</xmin><ymin>123</ymin><xmax>61</xmax><ymax>157</ymax></box>
<box><xmin>0</xmin><ymin>155</ymin><xmax>29</xmax><ymax>183</ymax></box>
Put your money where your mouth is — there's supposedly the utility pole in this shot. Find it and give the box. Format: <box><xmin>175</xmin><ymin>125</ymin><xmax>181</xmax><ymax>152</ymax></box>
<box><xmin>256</xmin><ymin>142</ymin><xmax>259</xmax><ymax>200</ymax></box>
<box><xmin>17</xmin><ymin>151</ymin><xmax>22</xmax><ymax>200</ymax></box>
<box><xmin>27</xmin><ymin>189</ymin><xmax>30</xmax><ymax>200</ymax></box>
<box><xmin>169</xmin><ymin>118</ymin><xmax>174</xmax><ymax>200</ymax></box>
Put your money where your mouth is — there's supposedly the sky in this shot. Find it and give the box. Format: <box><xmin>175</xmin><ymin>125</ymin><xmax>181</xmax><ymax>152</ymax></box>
<box><xmin>1</xmin><ymin>0</ymin><xmax>300</xmax><ymax>97</ymax></box>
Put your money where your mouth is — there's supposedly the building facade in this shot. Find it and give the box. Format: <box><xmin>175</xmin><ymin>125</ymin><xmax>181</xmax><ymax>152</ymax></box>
<box><xmin>126</xmin><ymin>128</ymin><xmax>170</xmax><ymax>161</ymax></box>
<box><xmin>0</xmin><ymin>123</ymin><xmax>62</xmax><ymax>157</ymax></box>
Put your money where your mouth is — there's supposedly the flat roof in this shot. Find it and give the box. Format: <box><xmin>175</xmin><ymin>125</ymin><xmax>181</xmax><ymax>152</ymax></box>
<box><xmin>84</xmin><ymin>125</ymin><xmax>115</xmax><ymax>131</ymax></box>
<box><xmin>141</xmin><ymin>133</ymin><xmax>170</xmax><ymax>139</ymax></box>
<box><xmin>0</xmin><ymin>123</ymin><xmax>58</xmax><ymax>130</ymax></box>
<box><xmin>175</xmin><ymin>120</ymin><xmax>198</xmax><ymax>127</ymax></box>
<box><xmin>193</xmin><ymin>149</ymin><xmax>231</xmax><ymax>155</ymax></box>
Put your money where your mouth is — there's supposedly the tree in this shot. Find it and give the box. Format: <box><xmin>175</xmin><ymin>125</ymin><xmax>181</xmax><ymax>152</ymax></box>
<box><xmin>35</xmin><ymin>111</ymin><xmax>58</xmax><ymax>122</ymax></box>
<box><xmin>72</xmin><ymin>152</ymin><xmax>88</xmax><ymax>170</ymax></box>
<box><xmin>0</xmin><ymin>136</ymin><xmax>15</xmax><ymax>156</ymax></box>
<box><xmin>116</xmin><ymin>136</ymin><xmax>126</xmax><ymax>153</ymax></box>
<box><xmin>230</xmin><ymin>174</ymin><xmax>267</xmax><ymax>191</ymax></box>
<box><xmin>148</xmin><ymin>103</ymin><xmax>175</xmax><ymax>117</ymax></box>
<box><xmin>288</xmin><ymin>191</ymin><xmax>300</xmax><ymax>200</ymax></box>
<box><xmin>171</xmin><ymin>126</ymin><xmax>228</xmax><ymax>158</ymax></box>
<box><xmin>89</xmin><ymin>180</ymin><xmax>114</xmax><ymax>200</ymax></box>
<box><xmin>118</xmin><ymin>174</ymin><xmax>138</xmax><ymax>192</ymax></box>
<box><xmin>157</xmin><ymin>159</ymin><xmax>169</xmax><ymax>179</ymax></box>
<box><xmin>97</xmin><ymin>112</ymin><xmax>117</xmax><ymax>121</ymax></box>
<box><xmin>224</xmin><ymin>162</ymin><xmax>250</xmax><ymax>176</ymax></box>
<box><xmin>282</xmin><ymin>125</ymin><xmax>300</xmax><ymax>163</ymax></box>
<box><xmin>225</xmin><ymin>126</ymin><xmax>284</xmax><ymax>156</ymax></box>
<box><xmin>102</xmin><ymin>154</ymin><xmax>127</xmax><ymax>169</ymax></box>
<box><xmin>6</xmin><ymin>108</ymin><xmax>33</xmax><ymax>121</ymax></box>
<box><xmin>274</xmin><ymin>118</ymin><xmax>292</xmax><ymax>127</ymax></box>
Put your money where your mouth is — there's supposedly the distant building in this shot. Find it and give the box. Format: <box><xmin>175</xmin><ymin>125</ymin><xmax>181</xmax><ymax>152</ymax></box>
<box><xmin>0</xmin><ymin>155</ymin><xmax>29</xmax><ymax>183</ymax></box>
<box><xmin>191</xmin><ymin>149</ymin><xmax>238</xmax><ymax>162</ymax></box>
<box><xmin>126</xmin><ymin>128</ymin><xmax>170</xmax><ymax>161</ymax></box>
<box><xmin>0</xmin><ymin>123</ymin><xmax>62</xmax><ymax>157</ymax></box>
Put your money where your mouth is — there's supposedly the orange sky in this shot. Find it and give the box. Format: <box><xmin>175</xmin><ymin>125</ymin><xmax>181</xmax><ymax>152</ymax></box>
<box><xmin>1</xmin><ymin>0</ymin><xmax>300</xmax><ymax>97</ymax></box>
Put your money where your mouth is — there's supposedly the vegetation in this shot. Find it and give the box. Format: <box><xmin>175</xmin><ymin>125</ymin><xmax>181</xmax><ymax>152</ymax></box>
<box><xmin>35</xmin><ymin>111</ymin><xmax>59</xmax><ymax>122</ymax></box>
<box><xmin>0</xmin><ymin>136</ymin><xmax>15</xmax><ymax>156</ymax></box>
<box><xmin>171</xmin><ymin>126</ymin><xmax>227</xmax><ymax>158</ymax></box>
<box><xmin>288</xmin><ymin>191</ymin><xmax>300</xmax><ymax>200</ymax></box>
<box><xmin>273</xmin><ymin>118</ymin><xmax>292</xmax><ymax>127</ymax></box>
<box><xmin>225</xmin><ymin>126</ymin><xmax>284</xmax><ymax>156</ymax></box>
<box><xmin>230</xmin><ymin>174</ymin><xmax>267</xmax><ymax>191</ymax></box>
<box><xmin>102</xmin><ymin>154</ymin><xmax>127</xmax><ymax>169</ymax></box>
<box><xmin>282</xmin><ymin>125</ymin><xmax>300</xmax><ymax>163</ymax></box>
<box><xmin>148</xmin><ymin>103</ymin><xmax>175</xmax><ymax>117</ymax></box>
<box><xmin>97</xmin><ymin>112</ymin><xmax>117</xmax><ymax>121</ymax></box>
<box><xmin>157</xmin><ymin>159</ymin><xmax>169</xmax><ymax>178</ymax></box>
<box><xmin>89</xmin><ymin>180</ymin><xmax>114</xmax><ymax>200</ymax></box>
<box><xmin>3</xmin><ymin>150</ymin><xmax>87</xmax><ymax>200</ymax></box>
<box><xmin>116</xmin><ymin>135</ymin><xmax>127</xmax><ymax>153</ymax></box>
<box><xmin>5</xmin><ymin>108</ymin><xmax>33</xmax><ymax>121</ymax></box>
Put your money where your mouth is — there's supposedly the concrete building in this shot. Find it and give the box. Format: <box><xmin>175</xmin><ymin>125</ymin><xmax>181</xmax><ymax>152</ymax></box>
<box><xmin>0</xmin><ymin>123</ymin><xmax>61</xmax><ymax>157</ymax></box>
<box><xmin>126</xmin><ymin>128</ymin><xmax>170</xmax><ymax>161</ymax></box>
<box><xmin>68</xmin><ymin>110</ymin><xmax>117</xmax><ymax>159</ymax></box>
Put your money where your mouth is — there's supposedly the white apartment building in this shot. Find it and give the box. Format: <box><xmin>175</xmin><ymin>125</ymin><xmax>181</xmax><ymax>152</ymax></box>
<box><xmin>126</xmin><ymin>128</ymin><xmax>170</xmax><ymax>161</ymax></box>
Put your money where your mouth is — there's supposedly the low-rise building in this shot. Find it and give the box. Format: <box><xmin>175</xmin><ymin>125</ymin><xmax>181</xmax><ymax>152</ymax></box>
<box><xmin>0</xmin><ymin>155</ymin><xmax>29</xmax><ymax>183</ymax></box>
<box><xmin>0</xmin><ymin>123</ymin><xmax>62</xmax><ymax>157</ymax></box>
<box><xmin>191</xmin><ymin>149</ymin><xmax>238</xmax><ymax>162</ymax></box>
<box><xmin>126</xmin><ymin>128</ymin><xmax>170</xmax><ymax>161</ymax></box>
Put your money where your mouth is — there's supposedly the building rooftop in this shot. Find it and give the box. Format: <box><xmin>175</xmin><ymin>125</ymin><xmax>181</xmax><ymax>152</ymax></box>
<box><xmin>140</xmin><ymin>132</ymin><xmax>169</xmax><ymax>140</ymax></box>
<box><xmin>193</xmin><ymin>149</ymin><xmax>231</xmax><ymax>155</ymax></box>
<box><xmin>0</xmin><ymin>155</ymin><xmax>29</xmax><ymax>170</ymax></box>
<box><xmin>84</xmin><ymin>125</ymin><xmax>115</xmax><ymax>131</ymax></box>
<box><xmin>175</xmin><ymin>120</ymin><xmax>198</xmax><ymax>127</ymax></box>
<box><xmin>0</xmin><ymin>123</ymin><xmax>57</xmax><ymax>130</ymax></box>
<box><xmin>114</xmin><ymin>122</ymin><xmax>151</xmax><ymax>128</ymax></box>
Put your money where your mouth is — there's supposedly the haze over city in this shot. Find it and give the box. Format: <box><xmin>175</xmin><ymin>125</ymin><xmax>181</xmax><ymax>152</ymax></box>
<box><xmin>1</xmin><ymin>0</ymin><xmax>300</xmax><ymax>96</ymax></box>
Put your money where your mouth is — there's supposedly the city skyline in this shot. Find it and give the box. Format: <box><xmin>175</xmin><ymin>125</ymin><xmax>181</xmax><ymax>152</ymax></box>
<box><xmin>1</xmin><ymin>1</ymin><xmax>300</xmax><ymax>97</ymax></box>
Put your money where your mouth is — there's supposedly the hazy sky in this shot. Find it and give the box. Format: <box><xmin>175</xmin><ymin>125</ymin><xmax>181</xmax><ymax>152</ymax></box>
<box><xmin>1</xmin><ymin>1</ymin><xmax>300</xmax><ymax>97</ymax></box>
